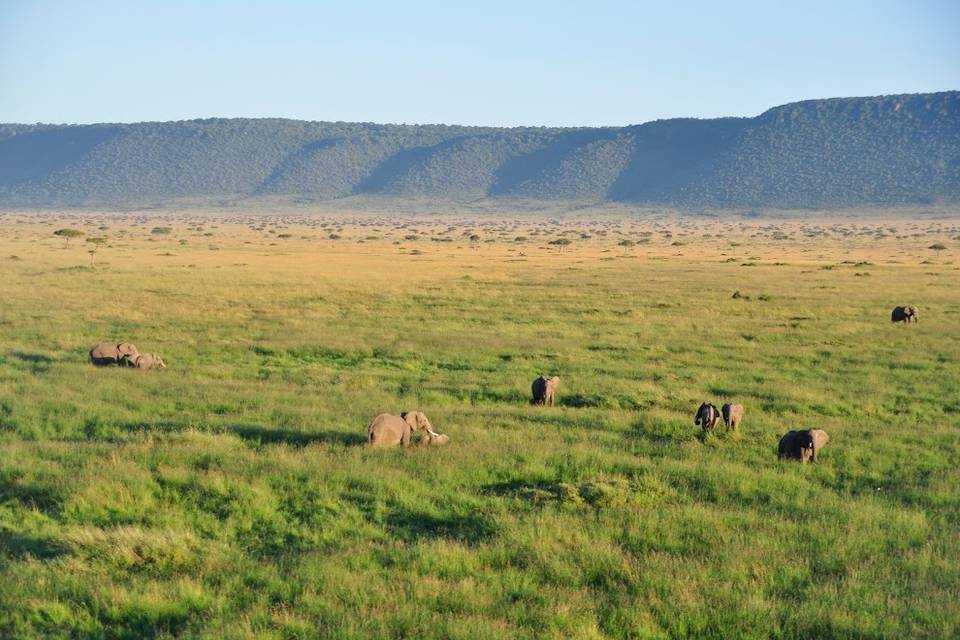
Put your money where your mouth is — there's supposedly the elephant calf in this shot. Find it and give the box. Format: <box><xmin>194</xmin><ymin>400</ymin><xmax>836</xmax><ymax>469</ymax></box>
<box><xmin>367</xmin><ymin>410</ymin><xmax>440</xmax><ymax>447</ymax></box>
<box><xmin>419</xmin><ymin>433</ymin><xmax>450</xmax><ymax>446</ymax></box>
<box><xmin>695</xmin><ymin>402</ymin><xmax>721</xmax><ymax>431</ymax></box>
<box><xmin>129</xmin><ymin>353</ymin><xmax>166</xmax><ymax>370</ymax></box>
<box><xmin>778</xmin><ymin>429</ymin><xmax>830</xmax><ymax>463</ymax></box>
<box><xmin>721</xmin><ymin>403</ymin><xmax>744</xmax><ymax>431</ymax></box>
<box><xmin>531</xmin><ymin>375</ymin><xmax>560</xmax><ymax>406</ymax></box>
<box><xmin>891</xmin><ymin>305</ymin><xmax>919</xmax><ymax>323</ymax></box>
<box><xmin>89</xmin><ymin>341</ymin><xmax>139</xmax><ymax>366</ymax></box>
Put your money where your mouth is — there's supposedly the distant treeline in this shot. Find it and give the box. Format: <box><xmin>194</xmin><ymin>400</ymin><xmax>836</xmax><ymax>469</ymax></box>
<box><xmin>1</xmin><ymin>91</ymin><xmax>957</xmax><ymax>208</ymax></box>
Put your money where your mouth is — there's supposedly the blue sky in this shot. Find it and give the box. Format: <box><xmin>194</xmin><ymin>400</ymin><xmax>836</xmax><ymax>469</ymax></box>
<box><xmin>1</xmin><ymin>1</ymin><xmax>957</xmax><ymax>126</ymax></box>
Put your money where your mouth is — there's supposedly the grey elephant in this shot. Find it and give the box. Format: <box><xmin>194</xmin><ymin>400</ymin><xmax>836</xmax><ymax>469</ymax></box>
<box><xmin>721</xmin><ymin>403</ymin><xmax>744</xmax><ymax>431</ymax></box>
<box><xmin>128</xmin><ymin>353</ymin><xmax>166</xmax><ymax>370</ymax></box>
<box><xmin>695</xmin><ymin>402</ymin><xmax>720</xmax><ymax>431</ymax></box>
<box><xmin>89</xmin><ymin>341</ymin><xmax>139</xmax><ymax>366</ymax></box>
<box><xmin>891</xmin><ymin>305</ymin><xmax>919</xmax><ymax>323</ymax></box>
<box><xmin>531</xmin><ymin>375</ymin><xmax>560</xmax><ymax>406</ymax></box>
<box><xmin>778</xmin><ymin>429</ymin><xmax>830</xmax><ymax>463</ymax></box>
<box><xmin>367</xmin><ymin>411</ymin><xmax>440</xmax><ymax>447</ymax></box>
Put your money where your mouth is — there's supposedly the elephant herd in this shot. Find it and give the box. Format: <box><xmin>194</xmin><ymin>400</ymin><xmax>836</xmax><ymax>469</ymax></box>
<box><xmin>91</xmin><ymin>301</ymin><xmax>923</xmax><ymax>459</ymax></box>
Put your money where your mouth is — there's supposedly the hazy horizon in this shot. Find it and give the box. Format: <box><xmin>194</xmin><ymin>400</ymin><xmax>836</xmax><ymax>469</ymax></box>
<box><xmin>3</xmin><ymin>89</ymin><xmax>959</xmax><ymax>128</ymax></box>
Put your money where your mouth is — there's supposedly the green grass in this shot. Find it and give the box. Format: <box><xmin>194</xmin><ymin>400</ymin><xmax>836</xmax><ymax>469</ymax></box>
<box><xmin>0</xmin><ymin>214</ymin><xmax>958</xmax><ymax>638</ymax></box>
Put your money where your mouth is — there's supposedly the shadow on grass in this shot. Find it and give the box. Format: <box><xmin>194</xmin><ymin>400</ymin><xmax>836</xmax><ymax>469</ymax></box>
<box><xmin>117</xmin><ymin>421</ymin><xmax>187</xmax><ymax>436</ymax></box>
<box><xmin>0</xmin><ymin>477</ymin><xmax>63</xmax><ymax>513</ymax></box>
<box><xmin>438</xmin><ymin>386</ymin><xmax>528</xmax><ymax>405</ymax></box>
<box><xmin>7</xmin><ymin>351</ymin><xmax>54</xmax><ymax>373</ymax></box>
<box><xmin>559</xmin><ymin>393</ymin><xmax>646</xmax><ymax>410</ymax></box>
<box><xmin>0</xmin><ymin>532</ymin><xmax>68</xmax><ymax>559</ymax></box>
<box><xmin>229</xmin><ymin>424</ymin><xmax>366</xmax><ymax>447</ymax></box>
<box><xmin>385</xmin><ymin>507</ymin><xmax>496</xmax><ymax>545</ymax></box>
<box><xmin>482</xmin><ymin>478</ymin><xmax>553</xmax><ymax>496</ymax></box>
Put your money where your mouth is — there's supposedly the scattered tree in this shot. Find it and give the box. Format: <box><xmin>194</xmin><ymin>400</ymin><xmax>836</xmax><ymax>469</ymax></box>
<box><xmin>54</xmin><ymin>228</ymin><xmax>84</xmax><ymax>247</ymax></box>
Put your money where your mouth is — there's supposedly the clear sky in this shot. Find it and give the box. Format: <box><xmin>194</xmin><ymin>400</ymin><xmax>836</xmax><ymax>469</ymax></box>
<box><xmin>1</xmin><ymin>0</ymin><xmax>957</xmax><ymax>126</ymax></box>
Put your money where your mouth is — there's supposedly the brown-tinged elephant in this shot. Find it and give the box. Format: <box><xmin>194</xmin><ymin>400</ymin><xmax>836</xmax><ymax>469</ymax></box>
<box><xmin>531</xmin><ymin>375</ymin><xmax>560</xmax><ymax>406</ymax></box>
<box><xmin>367</xmin><ymin>411</ymin><xmax>439</xmax><ymax>447</ymax></box>
<box><xmin>89</xmin><ymin>342</ymin><xmax>139</xmax><ymax>366</ymax></box>
<box><xmin>778</xmin><ymin>429</ymin><xmax>830</xmax><ymax>463</ymax></box>
<box><xmin>722</xmin><ymin>403</ymin><xmax>744</xmax><ymax>431</ymax></box>
<box><xmin>419</xmin><ymin>432</ymin><xmax>450</xmax><ymax>446</ymax></box>
<box><xmin>129</xmin><ymin>353</ymin><xmax>166</xmax><ymax>370</ymax></box>
<box><xmin>695</xmin><ymin>402</ymin><xmax>720</xmax><ymax>431</ymax></box>
<box><xmin>891</xmin><ymin>305</ymin><xmax>919</xmax><ymax>323</ymax></box>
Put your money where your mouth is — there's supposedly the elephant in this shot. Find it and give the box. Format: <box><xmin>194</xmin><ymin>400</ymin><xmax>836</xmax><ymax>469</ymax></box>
<box><xmin>89</xmin><ymin>341</ymin><xmax>139</xmax><ymax>366</ymax></box>
<box><xmin>721</xmin><ymin>403</ymin><xmax>745</xmax><ymax>431</ymax></box>
<box><xmin>419</xmin><ymin>432</ymin><xmax>450</xmax><ymax>446</ymax></box>
<box><xmin>129</xmin><ymin>353</ymin><xmax>166</xmax><ymax>370</ymax></box>
<box><xmin>367</xmin><ymin>411</ymin><xmax>439</xmax><ymax>447</ymax></box>
<box><xmin>531</xmin><ymin>375</ymin><xmax>560</xmax><ymax>406</ymax></box>
<box><xmin>891</xmin><ymin>305</ymin><xmax>919</xmax><ymax>323</ymax></box>
<box><xmin>695</xmin><ymin>402</ymin><xmax>720</xmax><ymax>431</ymax></box>
<box><xmin>778</xmin><ymin>429</ymin><xmax>830</xmax><ymax>463</ymax></box>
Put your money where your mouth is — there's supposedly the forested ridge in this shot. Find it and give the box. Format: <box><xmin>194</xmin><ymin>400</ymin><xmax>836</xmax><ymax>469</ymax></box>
<box><xmin>1</xmin><ymin>91</ymin><xmax>957</xmax><ymax>208</ymax></box>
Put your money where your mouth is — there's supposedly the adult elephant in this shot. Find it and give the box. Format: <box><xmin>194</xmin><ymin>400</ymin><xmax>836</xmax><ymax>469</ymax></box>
<box><xmin>89</xmin><ymin>341</ymin><xmax>139</xmax><ymax>366</ymax></box>
<box><xmin>891</xmin><ymin>305</ymin><xmax>919</xmax><ymax>323</ymax></box>
<box><xmin>695</xmin><ymin>402</ymin><xmax>720</xmax><ymax>432</ymax></box>
<box><xmin>778</xmin><ymin>429</ymin><xmax>830</xmax><ymax>463</ymax></box>
<box><xmin>721</xmin><ymin>403</ymin><xmax>745</xmax><ymax>431</ymax></box>
<box><xmin>367</xmin><ymin>411</ymin><xmax>439</xmax><ymax>447</ymax></box>
<box><xmin>531</xmin><ymin>375</ymin><xmax>560</xmax><ymax>406</ymax></box>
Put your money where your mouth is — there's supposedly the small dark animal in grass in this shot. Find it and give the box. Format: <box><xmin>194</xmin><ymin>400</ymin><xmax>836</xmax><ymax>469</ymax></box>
<box><xmin>89</xmin><ymin>342</ymin><xmax>138</xmax><ymax>366</ymax></box>
<box><xmin>695</xmin><ymin>402</ymin><xmax>720</xmax><ymax>431</ymax></box>
<box><xmin>128</xmin><ymin>353</ymin><xmax>166</xmax><ymax>369</ymax></box>
<box><xmin>531</xmin><ymin>375</ymin><xmax>560</xmax><ymax>406</ymax></box>
<box><xmin>367</xmin><ymin>411</ymin><xmax>439</xmax><ymax>447</ymax></box>
<box><xmin>721</xmin><ymin>403</ymin><xmax>744</xmax><ymax>431</ymax></box>
<box><xmin>891</xmin><ymin>305</ymin><xmax>919</xmax><ymax>323</ymax></box>
<box><xmin>778</xmin><ymin>429</ymin><xmax>830</xmax><ymax>463</ymax></box>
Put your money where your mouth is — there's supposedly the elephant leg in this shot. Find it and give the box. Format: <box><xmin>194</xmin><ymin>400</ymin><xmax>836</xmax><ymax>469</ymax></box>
<box><xmin>401</xmin><ymin>429</ymin><xmax>411</xmax><ymax>447</ymax></box>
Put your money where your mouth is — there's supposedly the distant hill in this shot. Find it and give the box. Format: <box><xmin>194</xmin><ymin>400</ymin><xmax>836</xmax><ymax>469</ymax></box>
<box><xmin>1</xmin><ymin>92</ymin><xmax>957</xmax><ymax>208</ymax></box>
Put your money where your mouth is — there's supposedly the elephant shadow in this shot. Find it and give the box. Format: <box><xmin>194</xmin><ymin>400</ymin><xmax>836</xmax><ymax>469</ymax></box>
<box><xmin>558</xmin><ymin>394</ymin><xmax>607</xmax><ymax>408</ymax></box>
<box><xmin>228</xmin><ymin>424</ymin><xmax>366</xmax><ymax>447</ymax></box>
<box><xmin>7</xmin><ymin>351</ymin><xmax>54</xmax><ymax>374</ymax></box>
<box><xmin>0</xmin><ymin>532</ymin><xmax>68</xmax><ymax>559</ymax></box>
<box><xmin>0</xmin><ymin>478</ymin><xmax>63</xmax><ymax>514</ymax></box>
<box><xmin>384</xmin><ymin>507</ymin><xmax>496</xmax><ymax>546</ymax></box>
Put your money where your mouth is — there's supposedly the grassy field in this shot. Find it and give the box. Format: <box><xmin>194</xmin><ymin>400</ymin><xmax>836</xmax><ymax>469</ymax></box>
<box><xmin>0</xmin><ymin>209</ymin><xmax>958</xmax><ymax>639</ymax></box>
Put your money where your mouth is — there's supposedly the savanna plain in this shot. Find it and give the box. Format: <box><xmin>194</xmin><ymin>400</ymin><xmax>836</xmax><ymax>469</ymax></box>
<box><xmin>0</xmin><ymin>208</ymin><xmax>958</xmax><ymax>639</ymax></box>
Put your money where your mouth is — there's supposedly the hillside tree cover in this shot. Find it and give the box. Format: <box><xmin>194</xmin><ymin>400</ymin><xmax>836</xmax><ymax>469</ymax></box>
<box><xmin>0</xmin><ymin>92</ymin><xmax>957</xmax><ymax>208</ymax></box>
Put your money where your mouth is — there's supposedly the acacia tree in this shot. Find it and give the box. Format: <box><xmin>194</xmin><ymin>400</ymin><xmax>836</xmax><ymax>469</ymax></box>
<box><xmin>54</xmin><ymin>228</ymin><xmax>84</xmax><ymax>247</ymax></box>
